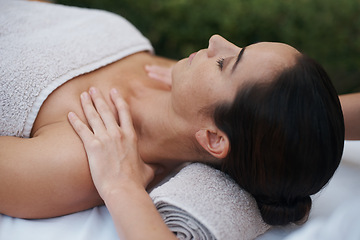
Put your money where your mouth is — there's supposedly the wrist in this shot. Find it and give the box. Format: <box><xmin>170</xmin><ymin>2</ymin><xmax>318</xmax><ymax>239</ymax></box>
<box><xmin>101</xmin><ymin>179</ymin><xmax>146</xmax><ymax>204</ymax></box>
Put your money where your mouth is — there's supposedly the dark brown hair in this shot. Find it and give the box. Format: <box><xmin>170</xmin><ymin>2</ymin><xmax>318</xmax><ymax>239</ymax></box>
<box><xmin>214</xmin><ymin>54</ymin><xmax>344</xmax><ymax>225</ymax></box>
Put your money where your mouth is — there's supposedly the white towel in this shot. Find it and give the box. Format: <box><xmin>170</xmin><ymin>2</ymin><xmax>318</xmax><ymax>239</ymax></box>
<box><xmin>150</xmin><ymin>163</ymin><xmax>270</xmax><ymax>240</ymax></box>
<box><xmin>0</xmin><ymin>0</ymin><xmax>153</xmax><ymax>137</ymax></box>
<box><xmin>0</xmin><ymin>164</ymin><xmax>269</xmax><ymax>240</ymax></box>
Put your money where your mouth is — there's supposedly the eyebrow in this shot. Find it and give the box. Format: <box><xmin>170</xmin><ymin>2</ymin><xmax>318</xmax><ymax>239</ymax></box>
<box><xmin>231</xmin><ymin>47</ymin><xmax>246</xmax><ymax>74</ymax></box>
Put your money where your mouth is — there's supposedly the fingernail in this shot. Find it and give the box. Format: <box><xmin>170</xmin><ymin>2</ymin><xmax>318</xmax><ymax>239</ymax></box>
<box><xmin>81</xmin><ymin>92</ymin><xmax>89</xmax><ymax>99</ymax></box>
<box><xmin>68</xmin><ymin>112</ymin><xmax>75</xmax><ymax>119</ymax></box>
<box><xmin>89</xmin><ymin>87</ymin><xmax>96</xmax><ymax>95</ymax></box>
<box><xmin>111</xmin><ymin>88</ymin><xmax>118</xmax><ymax>94</ymax></box>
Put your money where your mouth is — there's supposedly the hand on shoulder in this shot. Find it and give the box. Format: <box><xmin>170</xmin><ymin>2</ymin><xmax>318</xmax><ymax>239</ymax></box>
<box><xmin>68</xmin><ymin>87</ymin><xmax>156</xmax><ymax>199</ymax></box>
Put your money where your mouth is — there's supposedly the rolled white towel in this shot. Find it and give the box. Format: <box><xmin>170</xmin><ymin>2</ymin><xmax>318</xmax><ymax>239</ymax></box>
<box><xmin>150</xmin><ymin>163</ymin><xmax>270</xmax><ymax>240</ymax></box>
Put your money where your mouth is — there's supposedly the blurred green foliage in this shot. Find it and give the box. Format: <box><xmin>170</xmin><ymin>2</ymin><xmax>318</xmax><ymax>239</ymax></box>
<box><xmin>56</xmin><ymin>0</ymin><xmax>360</xmax><ymax>93</ymax></box>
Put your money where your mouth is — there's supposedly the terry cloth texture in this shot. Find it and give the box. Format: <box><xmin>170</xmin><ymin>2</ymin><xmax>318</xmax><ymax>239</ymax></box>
<box><xmin>0</xmin><ymin>0</ymin><xmax>153</xmax><ymax>137</ymax></box>
<box><xmin>150</xmin><ymin>163</ymin><xmax>270</xmax><ymax>240</ymax></box>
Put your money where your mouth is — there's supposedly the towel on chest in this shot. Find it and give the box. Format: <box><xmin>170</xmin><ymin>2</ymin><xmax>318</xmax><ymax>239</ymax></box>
<box><xmin>0</xmin><ymin>0</ymin><xmax>153</xmax><ymax>137</ymax></box>
<box><xmin>150</xmin><ymin>163</ymin><xmax>270</xmax><ymax>240</ymax></box>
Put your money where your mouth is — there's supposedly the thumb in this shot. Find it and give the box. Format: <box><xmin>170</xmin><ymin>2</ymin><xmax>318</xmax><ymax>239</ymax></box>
<box><xmin>142</xmin><ymin>163</ymin><xmax>164</xmax><ymax>186</ymax></box>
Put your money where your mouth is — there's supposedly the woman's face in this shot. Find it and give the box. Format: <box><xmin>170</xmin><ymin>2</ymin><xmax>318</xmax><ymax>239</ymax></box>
<box><xmin>171</xmin><ymin>34</ymin><xmax>299</xmax><ymax>122</ymax></box>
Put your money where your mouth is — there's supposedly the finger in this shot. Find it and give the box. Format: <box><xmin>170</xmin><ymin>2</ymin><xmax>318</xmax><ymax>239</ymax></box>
<box><xmin>147</xmin><ymin>163</ymin><xmax>162</xmax><ymax>176</ymax></box>
<box><xmin>110</xmin><ymin>88</ymin><xmax>135</xmax><ymax>137</ymax></box>
<box><xmin>164</xmin><ymin>67</ymin><xmax>173</xmax><ymax>80</ymax></box>
<box><xmin>148</xmin><ymin>73</ymin><xmax>172</xmax><ymax>88</ymax></box>
<box><xmin>145</xmin><ymin>65</ymin><xmax>168</xmax><ymax>78</ymax></box>
<box><xmin>88</xmin><ymin>87</ymin><xmax>119</xmax><ymax>131</ymax></box>
<box><xmin>68</xmin><ymin>111</ymin><xmax>95</xmax><ymax>145</ymax></box>
<box><xmin>145</xmin><ymin>65</ymin><xmax>172</xmax><ymax>87</ymax></box>
<box><xmin>80</xmin><ymin>91</ymin><xmax>106</xmax><ymax>135</ymax></box>
<box><xmin>147</xmin><ymin>72</ymin><xmax>164</xmax><ymax>81</ymax></box>
<box><xmin>142</xmin><ymin>163</ymin><xmax>157</xmax><ymax>187</ymax></box>
<box><xmin>145</xmin><ymin>65</ymin><xmax>169</xmax><ymax>75</ymax></box>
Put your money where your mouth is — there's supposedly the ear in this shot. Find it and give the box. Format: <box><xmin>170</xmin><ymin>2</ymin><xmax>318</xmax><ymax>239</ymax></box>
<box><xmin>195</xmin><ymin>129</ymin><xmax>230</xmax><ymax>159</ymax></box>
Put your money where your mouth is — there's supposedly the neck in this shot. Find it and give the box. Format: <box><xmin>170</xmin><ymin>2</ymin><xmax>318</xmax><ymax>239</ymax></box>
<box><xmin>129</xmin><ymin>87</ymin><xmax>203</xmax><ymax>169</ymax></box>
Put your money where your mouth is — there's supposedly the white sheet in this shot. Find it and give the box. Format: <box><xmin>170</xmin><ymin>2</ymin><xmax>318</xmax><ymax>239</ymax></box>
<box><xmin>257</xmin><ymin>140</ymin><xmax>360</xmax><ymax>239</ymax></box>
<box><xmin>0</xmin><ymin>205</ymin><xmax>118</xmax><ymax>240</ymax></box>
<box><xmin>1</xmin><ymin>141</ymin><xmax>359</xmax><ymax>240</ymax></box>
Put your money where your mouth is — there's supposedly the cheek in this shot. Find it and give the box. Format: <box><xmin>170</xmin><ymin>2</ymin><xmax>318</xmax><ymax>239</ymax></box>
<box><xmin>172</xmin><ymin>61</ymin><xmax>225</xmax><ymax>110</ymax></box>
<box><xmin>190</xmin><ymin>77</ymin><xmax>225</xmax><ymax>111</ymax></box>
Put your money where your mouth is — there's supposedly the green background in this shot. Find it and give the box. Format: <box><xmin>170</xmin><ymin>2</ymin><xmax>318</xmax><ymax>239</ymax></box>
<box><xmin>57</xmin><ymin>0</ymin><xmax>360</xmax><ymax>94</ymax></box>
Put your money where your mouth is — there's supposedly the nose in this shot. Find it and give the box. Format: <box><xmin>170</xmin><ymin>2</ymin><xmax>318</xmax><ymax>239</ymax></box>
<box><xmin>207</xmin><ymin>34</ymin><xmax>239</xmax><ymax>57</ymax></box>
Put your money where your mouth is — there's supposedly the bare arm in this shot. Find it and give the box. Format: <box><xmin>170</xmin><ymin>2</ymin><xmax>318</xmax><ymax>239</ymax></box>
<box><xmin>0</xmin><ymin>123</ymin><xmax>102</xmax><ymax>219</ymax></box>
<box><xmin>68</xmin><ymin>87</ymin><xmax>177</xmax><ymax>240</ymax></box>
<box><xmin>339</xmin><ymin>92</ymin><xmax>360</xmax><ymax>140</ymax></box>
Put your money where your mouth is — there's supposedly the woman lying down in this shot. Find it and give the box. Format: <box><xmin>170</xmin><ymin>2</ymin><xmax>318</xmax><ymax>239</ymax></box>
<box><xmin>1</xmin><ymin>1</ymin><xmax>360</xmax><ymax>239</ymax></box>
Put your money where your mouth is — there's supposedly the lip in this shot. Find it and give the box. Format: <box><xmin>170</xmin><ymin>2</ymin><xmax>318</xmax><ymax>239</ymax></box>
<box><xmin>188</xmin><ymin>51</ymin><xmax>197</xmax><ymax>65</ymax></box>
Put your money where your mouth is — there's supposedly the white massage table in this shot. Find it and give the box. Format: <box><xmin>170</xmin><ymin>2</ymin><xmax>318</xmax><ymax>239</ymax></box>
<box><xmin>258</xmin><ymin>140</ymin><xmax>360</xmax><ymax>240</ymax></box>
<box><xmin>0</xmin><ymin>141</ymin><xmax>359</xmax><ymax>240</ymax></box>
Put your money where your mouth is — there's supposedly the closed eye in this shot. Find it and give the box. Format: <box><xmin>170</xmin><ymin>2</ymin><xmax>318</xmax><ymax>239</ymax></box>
<box><xmin>216</xmin><ymin>57</ymin><xmax>224</xmax><ymax>70</ymax></box>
